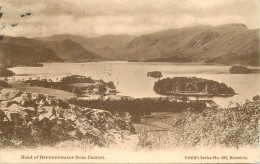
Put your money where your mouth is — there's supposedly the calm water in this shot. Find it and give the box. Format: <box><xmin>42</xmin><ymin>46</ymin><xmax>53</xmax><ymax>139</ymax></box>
<box><xmin>10</xmin><ymin>62</ymin><xmax>260</xmax><ymax>107</ymax></box>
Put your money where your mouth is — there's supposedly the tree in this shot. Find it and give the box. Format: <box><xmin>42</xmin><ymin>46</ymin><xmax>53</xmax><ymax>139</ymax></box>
<box><xmin>96</xmin><ymin>84</ymin><xmax>107</xmax><ymax>94</ymax></box>
<box><xmin>0</xmin><ymin>67</ymin><xmax>15</xmax><ymax>77</ymax></box>
<box><xmin>72</xmin><ymin>87</ymin><xmax>82</xmax><ymax>96</ymax></box>
<box><xmin>129</xmin><ymin>111</ymin><xmax>141</xmax><ymax>123</ymax></box>
<box><xmin>106</xmin><ymin>81</ymin><xmax>116</xmax><ymax>89</ymax></box>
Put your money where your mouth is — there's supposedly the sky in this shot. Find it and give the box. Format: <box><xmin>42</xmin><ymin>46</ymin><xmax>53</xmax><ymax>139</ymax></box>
<box><xmin>0</xmin><ymin>0</ymin><xmax>259</xmax><ymax>37</ymax></box>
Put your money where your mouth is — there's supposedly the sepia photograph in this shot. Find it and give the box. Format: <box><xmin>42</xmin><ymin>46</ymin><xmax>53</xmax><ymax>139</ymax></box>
<box><xmin>0</xmin><ymin>0</ymin><xmax>259</xmax><ymax>163</ymax></box>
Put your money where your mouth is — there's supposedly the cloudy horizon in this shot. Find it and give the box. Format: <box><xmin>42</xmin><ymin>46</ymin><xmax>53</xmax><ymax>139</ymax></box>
<box><xmin>0</xmin><ymin>0</ymin><xmax>259</xmax><ymax>38</ymax></box>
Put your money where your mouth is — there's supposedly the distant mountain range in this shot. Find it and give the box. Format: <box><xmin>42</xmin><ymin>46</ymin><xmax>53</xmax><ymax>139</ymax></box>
<box><xmin>126</xmin><ymin>24</ymin><xmax>259</xmax><ymax>66</ymax></box>
<box><xmin>0</xmin><ymin>36</ymin><xmax>103</xmax><ymax>67</ymax></box>
<box><xmin>37</xmin><ymin>34</ymin><xmax>135</xmax><ymax>60</ymax></box>
<box><xmin>0</xmin><ymin>23</ymin><xmax>259</xmax><ymax>67</ymax></box>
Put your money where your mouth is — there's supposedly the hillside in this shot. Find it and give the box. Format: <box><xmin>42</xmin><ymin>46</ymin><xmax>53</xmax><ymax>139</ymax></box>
<box><xmin>37</xmin><ymin>34</ymin><xmax>135</xmax><ymax>60</ymax></box>
<box><xmin>1</xmin><ymin>23</ymin><xmax>259</xmax><ymax>66</ymax></box>
<box><xmin>126</xmin><ymin>24</ymin><xmax>259</xmax><ymax>66</ymax></box>
<box><xmin>43</xmin><ymin>39</ymin><xmax>103</xmax><ymax>62</ymax></box>
<box><xmin>0</xmin><ymin>36</ymin><xmax>102</xmax><ymax>66</ymax></box>
<box><xmin>0</xmin><ymin>36</ymin><xmax>62</xmax><ymax>67</ymax></box>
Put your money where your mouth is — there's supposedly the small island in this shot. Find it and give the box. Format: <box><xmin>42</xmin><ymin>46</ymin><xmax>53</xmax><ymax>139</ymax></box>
<box><xmin>229</xmin><ymin>66</ymin><xmax>252</xmax><ymax>74</ymax></box>
<box><xmin>25</xmin><ymin>63</ymin><xmax>44</xmax><ymax>67</ymax></box>
<box><xmin>147</xmin><ymin>71</ymin><xmax>163</xmax><ymax>78</ymax></box>
<box><xmin>153</xmin><ymin>77</ymin><xmax>235</xmax><ymax>97</ymax></box>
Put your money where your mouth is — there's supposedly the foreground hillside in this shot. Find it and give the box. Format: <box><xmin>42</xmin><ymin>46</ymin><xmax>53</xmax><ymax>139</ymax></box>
<box><xmin>126</xmin><ymin>24</ymin><xmax>259</xmax><ymax>66</ymax></box>
<box><xmin>138</xmin><ymin>95</ymin><xmax>260</xmax><ymax>149</ymax></box>
<box><xmin>0</xmin><ymin>88</ymin><xmax>135</xmax><ymax>147</ymax></box>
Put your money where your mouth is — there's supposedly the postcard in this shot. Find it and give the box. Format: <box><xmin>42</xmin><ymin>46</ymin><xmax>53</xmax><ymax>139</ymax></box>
<box><xmin>0</xmin><ymin>0</ymin><xmax>259</xmax><ymax>163</ymax></box>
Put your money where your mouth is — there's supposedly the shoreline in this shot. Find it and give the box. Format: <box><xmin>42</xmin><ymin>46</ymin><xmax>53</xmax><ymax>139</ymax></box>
<box><xmin>7</xmin><ymin>61</ymin><xmax>260</xmax><ymax>68</ymax></box>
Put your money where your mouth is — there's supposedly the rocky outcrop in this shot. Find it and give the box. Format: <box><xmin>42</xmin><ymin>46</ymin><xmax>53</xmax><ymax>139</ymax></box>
<box><xmin>0</xmin><ymin>89</ymin><xmax>135</xmax><ymax>148</ymax></box>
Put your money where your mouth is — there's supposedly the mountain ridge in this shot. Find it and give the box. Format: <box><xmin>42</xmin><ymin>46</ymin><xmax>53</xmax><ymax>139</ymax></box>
<box><xmin>0</xmin><ymin>36</ymin><xmax>103</xmax><ymax>67</ymax></box>
<box><xmin>125</xmin><ymin>24</ymin><xmax>259</xmax><ymax>66</ymax></box>
<box><xmin>36</xmin><ymin>34</ymin><xmax>136</xmax><ymax>60</ymax></box>
<box><xmin>1</xmin><ymin>23</ymin><xmax>259</xmax><ymax>66</ymax></box>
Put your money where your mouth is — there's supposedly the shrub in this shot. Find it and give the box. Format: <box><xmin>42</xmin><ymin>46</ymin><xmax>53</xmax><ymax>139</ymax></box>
<box><xmin>106</xmin><ymin>81</ymin><xmax>116</xmax><ymax>89</ymax></box>
<box><xmin>138</xmin><ymin>96</ymin><xmax>260</xmax><ymax>149</ymax></box>
<box><xmin>0</xmin><ymin>80</ymin><xmax>10</xmax><ymax>88</ymax></box>
<box><xmin>0</xmin><ymin>67</ymin><xmax>15</xmax><ymax>77</ymax></box>
<box><xmin>72</xmin><ymin>87</ymin><xmax>82</xmax><ymax>96</ymax></box>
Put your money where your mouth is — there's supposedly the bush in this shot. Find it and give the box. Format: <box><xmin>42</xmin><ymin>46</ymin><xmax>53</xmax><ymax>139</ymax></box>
<box><xmin>106</xmin><ymin>81</ymin><xmax>116</xmax><ymax>89</ymax></box>
<box><xmin>72</xmin><ymin>87</ymin><xmax>82</xmax><ymax>96</ymax></box>
<box><xmin>0</xmin><ymin>67</ymin><xmax>15</xmax><ymax>77</ymax></box>
<box><xmin>0</xmin><ymin>80</ymin><xmax>10</xmax><ymax>88</ymax></box>
<box><xmin>138</xmin><ymin>96</ymin><xmax>260</xmax><ymax>149</ymax></box>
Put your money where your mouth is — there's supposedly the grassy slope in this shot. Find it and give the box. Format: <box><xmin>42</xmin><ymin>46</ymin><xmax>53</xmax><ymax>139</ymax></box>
<box><xmin>9</xmin><ymin>82</ymin><xmax>75</xmax><ymax>100</ymax></box>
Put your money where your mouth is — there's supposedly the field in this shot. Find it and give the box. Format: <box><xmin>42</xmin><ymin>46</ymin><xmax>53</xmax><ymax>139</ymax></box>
<box><xmin>68</xmin><ymin>83</ymin><xmax>93</xmax><ymax>87</ymax></box>
<box><xmin>132</xmin><ymin>112</ymin><xmax>187</xmax><ymax>133</ymax></box>
<box><xmin>9</xmin><ymin>82</ymin><xmax>75</xmax><ymax>99</ymax></box>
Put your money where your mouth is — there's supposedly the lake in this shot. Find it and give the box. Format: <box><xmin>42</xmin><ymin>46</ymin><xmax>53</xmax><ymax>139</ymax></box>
<box><xmin>10</xmin><ymin>62</ymin><xmax>260</xmax><ymax>107</ymax></box>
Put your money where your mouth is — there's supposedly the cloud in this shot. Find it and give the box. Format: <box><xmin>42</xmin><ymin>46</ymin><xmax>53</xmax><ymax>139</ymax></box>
<box><xmin>0</xmin><ymin>0</ymin><xmax>259</xmax><ymax>37</ymax></box>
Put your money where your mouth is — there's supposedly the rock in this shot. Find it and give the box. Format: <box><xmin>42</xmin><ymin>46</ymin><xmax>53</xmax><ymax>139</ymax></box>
<box><xmin>0</xmin><ymin>88</ymin><xmax>135</xmax><ymax>148</ymax></box>
<box><xmin>38</xmin><ymin>106</ymin><xmax>54</xmax><ymax>120</ymax></box>
<box><xmin>0</xmin><ymin>89</ymin><xmax>22</xmax><ymax>100</ymax></box>
<box><xmin>0</xmin><ymin>110</ymin><xmax>6</xmax><ymax>121</ymax></box>
<box><xmin>0</xmin><ymin>100</ymin><xmax>17</xmax><ymax>108</ymax></box>
<box><xmin>12</xmin><ymin>96</ymin><xmax>24</xmax><ymax>104</ymax></box>
<box><xmin>21</xmin><ymin>92</ymin><xmax>32</xmax><ymax>98</ymax></box>
<box><xmin>7</xmin><ymin>104</ymin><xmax>20</xmax><ymax>112</ymax></box>
<box><xmin>39</xmin><ymin>99</ymin><xmax>48</xmax><ymax>106</ymax></box>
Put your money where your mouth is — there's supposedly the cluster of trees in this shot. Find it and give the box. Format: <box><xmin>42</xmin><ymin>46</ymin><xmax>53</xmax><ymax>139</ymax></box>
<box><xmin>69</xmin><ymin>97</ymin><xmax>206</xmax><ymax>123</ymax></box>
<box><xmin>25</xmin><ymin>75</ymin><xmax>116</xmax><ymax>96</ymax></box>
<box><xmin>154</xmin><ymin>77</ymin><xmax>235</xmax><ymax>95</ymax></box>
<box><xmin>60</xmin><ymin>75</ymin><xmax>95</xmax><ymax>84</ymax></box>
<box><xmin>138</xmin><ymin>95</ymin><xmax>260</xmax><ymax>148</ymax></box>
<box><xmin>147</xmin><ymin>71</ymin><xmax>163</xmax><ymax>78</ymax></box>
<box><xmin>0</xmin><ymin>80</ymin><xmax>10</xmax><ymax>88</ymax></box>
<box><xmin>0</xmin><ymin>67</ymin><xmax>15</xmax><ymax>77</ymax></box>
<box><xmin>60</xmin><ymin>75</ymin><xmax>116</xmax><ymax>89</ymax></box>
<box><xmin>25</xmin><ymin>79</ymin><xmax>83</xmax><ymax>95</ymax></box>
<box><xmin>229</xmin><ymin>66</ymin><xmax>252</xmax><ymax>74</ymax></box>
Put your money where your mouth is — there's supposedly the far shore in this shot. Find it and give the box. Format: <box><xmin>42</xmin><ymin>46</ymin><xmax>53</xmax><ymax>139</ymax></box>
<box><xmin>7</xmin><ymin>61</ymin><xmax>260</xmax><ymax>68</ymax></box>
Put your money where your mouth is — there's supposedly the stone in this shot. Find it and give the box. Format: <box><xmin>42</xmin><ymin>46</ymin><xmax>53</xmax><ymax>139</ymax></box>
<box><xmin>12</xmin><ymin>96</ymin><xmax>24</xmax><ymax>104</ymax></box>
<box><xmin>0</xmin><ymin>100</ymin><xmax>17</xmax><ymax>108</ymax></box>
<box><xmin>0</xmin><ymin>89</ymin><xmax>22</xmax><ymax>100</ymax></box>
<box><xmin>7</xmin><ymin>104</ymin><xmax>20</xmax><ymax>112</ymax></box>
<box><xmin>0</xmin><ymin>88</ymin><xmax>135</xmax><ymax>148</ymax></box>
